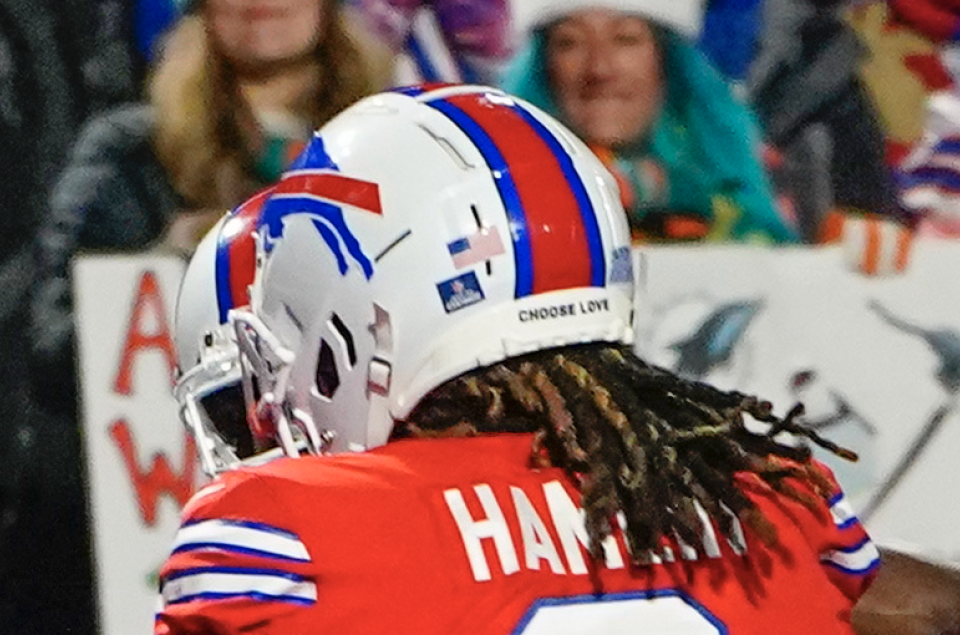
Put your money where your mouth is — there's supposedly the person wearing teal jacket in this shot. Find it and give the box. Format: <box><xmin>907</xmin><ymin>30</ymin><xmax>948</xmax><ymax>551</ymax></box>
<box><xmin>501</xmin><ymin>0</ymin><xmax>798</xmax><ymax>244</ymax></box>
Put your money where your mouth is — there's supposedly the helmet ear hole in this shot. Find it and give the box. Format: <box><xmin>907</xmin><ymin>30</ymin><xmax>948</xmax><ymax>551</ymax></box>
<box><xmin>329</xmin><ymin>313</ymin><xmax>357</xmax><ymax>368</ymax></box>
<box><xmin>316</xmin><ymin>339</ymin><xmax>341</xmax><ymax>398</ymax></box>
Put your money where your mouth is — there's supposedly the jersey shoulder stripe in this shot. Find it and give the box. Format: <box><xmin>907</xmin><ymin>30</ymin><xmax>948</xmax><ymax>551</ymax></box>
<box><xmin>172</xmin><ymin>518</ymin><xmax>311</xmax><ymax>563</ymax></box>
<box><xmin>828</xmin><ymin>492</ymin><xmax>859</xmax><ymax>530</ymax></box>
<box><xmin>820</xmin><ymin>536</ymin><xmax>881</xmax><ymax>576</ymax></box>
<box><xmin>162</xmin><ymin>565</ymin><xmax>317</xmax><ymax>607</ymax></box>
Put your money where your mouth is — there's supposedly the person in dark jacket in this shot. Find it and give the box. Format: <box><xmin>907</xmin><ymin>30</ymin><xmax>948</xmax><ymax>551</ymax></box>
<box><xmin>31</xmin><ymin>105</ymin><xmax>179</xmax><ymax>410</ymax></box>
<box><xmin>746</xmin><ymin>0</ymin><xmax>911</xmax><ymax>242</ymax></box>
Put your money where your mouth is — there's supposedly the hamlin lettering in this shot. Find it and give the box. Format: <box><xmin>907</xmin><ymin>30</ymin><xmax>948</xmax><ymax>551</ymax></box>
<box><xmin>444</xmin><ymin>486</ymin><xmax>520</xmax><ymax>581</ymax></box>
<box><xmin>518</xmin><ymin>299</ymin><xmax>610</xmax><ymax>323</ymax></box>
<box><xmin>542</xmin><ymin>480</ymin><xmax>623</xmax><ymax>573</ymax></box>
<box><xmin>444</xmin><ymin>480</ymin><xmax>745</xmax><ymax>583</ymax></box>
<box><xmin>511</xmin><ymin>487</ymin><xmax>565</xmax><ymax>574</ymax></box>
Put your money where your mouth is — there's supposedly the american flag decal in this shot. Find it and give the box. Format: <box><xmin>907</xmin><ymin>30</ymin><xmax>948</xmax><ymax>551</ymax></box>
<box><xmin>447</xmin><ymin>226</ymin><xmax>506</xmax><ymax>269</ymax></box>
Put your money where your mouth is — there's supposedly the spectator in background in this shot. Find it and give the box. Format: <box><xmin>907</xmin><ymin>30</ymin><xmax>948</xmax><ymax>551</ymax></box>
<box><xmin>154</xmin><ymin>0</ymin><xmax>391</xmax><ymax>251</ymax></box>
<box><xmin>348</xmin><ymin>0</ymin><xmax>513</xmax><ymax>85</ymax></box>
<box><xmin>25</xmin><ymin>1</ymin><xmax>389</xmax><ymax>633</ymax></box>
<box><xmin>32</xmin><ymin>0</ymin><xmax>391</xmax><ymax>413</ymax></box>
<box><xmin>501</xmin><ymin>0</ymin><xmax>798</xmax><ymax>244</ymax></box>
<box><xmin>746</xmin><ymin>0</ymin><xmax>911</xmax><ymax>247</ymax></box>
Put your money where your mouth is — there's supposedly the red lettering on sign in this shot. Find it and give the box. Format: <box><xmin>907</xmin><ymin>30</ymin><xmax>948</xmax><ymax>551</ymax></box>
<box><xmin>110</xmin><ymin>419</ymin><xmax>197</xmax><ymax>526</ymax></box>
<box><xmin>114</xmin><ymin>270</ymin><xmax>177</xmax><ymax>395</ymax></box>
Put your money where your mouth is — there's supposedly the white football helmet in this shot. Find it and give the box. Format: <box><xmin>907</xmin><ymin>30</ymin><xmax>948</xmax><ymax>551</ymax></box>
<box><xmin>173</xmin><ymin>189</ymin><xmax>274</xmax><ymax>475</ymax></box>
<box><xmin>231</xmin><ymin>84</ymin><xmax>636</xmax><ymax>456</ymax></box>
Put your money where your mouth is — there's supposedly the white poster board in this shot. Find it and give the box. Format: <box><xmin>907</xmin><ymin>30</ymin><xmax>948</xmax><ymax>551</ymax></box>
<box><xmin>74</xmin><ymin>254</ymin><xmax>202</xmax><ymax>635</ymax></box>
<box><xmin>635</xmin><ymin>239</ymin><xmax>960</xmax><ymax>564</ymax></box>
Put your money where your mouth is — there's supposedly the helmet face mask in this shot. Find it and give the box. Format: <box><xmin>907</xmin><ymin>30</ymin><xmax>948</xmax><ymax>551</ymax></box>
<box><xmin>173</xmin><ymin>190</ymin><xmax>274</xmax><ymax>476</ymax></box>
<box><xmin>173</xmin><ymin>323</ymin><xmax>247</xmax><ymax>475</ymax></box>
<box><xmin>237</xmin><ymin>85</ymin><xmax>635</xmax><ymax>457</ymax></box>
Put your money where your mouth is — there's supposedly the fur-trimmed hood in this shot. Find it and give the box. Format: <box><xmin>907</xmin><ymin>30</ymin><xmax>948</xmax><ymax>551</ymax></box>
<box><xmin>511</xmin><ymin>0</ymin><xmax>705</xmax><ymax>39</ymax></box>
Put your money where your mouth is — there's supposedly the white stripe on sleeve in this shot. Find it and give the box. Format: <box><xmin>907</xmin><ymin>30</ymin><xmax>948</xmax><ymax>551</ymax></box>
<box><xmin>829</xmin><ymin>494</ymin><xmax>858</xmax><ymax>529</ymax></box>
<box><xmin>162</xmin><ymin>568</ymin><xmax>317</xmax><ymax>606</ymax></box>
<box><xmin>822</xmin><ymin>539</ymin><xmax>881</xmax><ymax>575</ymax></box>
<box><xmin>173</xmin><ymin>519</ymin><xmax>311</xmax><ymax>562</ymax></box>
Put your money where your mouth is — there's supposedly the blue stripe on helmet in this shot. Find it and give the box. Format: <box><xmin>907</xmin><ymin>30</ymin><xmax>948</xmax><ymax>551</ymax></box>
<box><xmin>214</xmin><ymin>220</ymin><xmax>234</xmax><ymax>325</ymax></box>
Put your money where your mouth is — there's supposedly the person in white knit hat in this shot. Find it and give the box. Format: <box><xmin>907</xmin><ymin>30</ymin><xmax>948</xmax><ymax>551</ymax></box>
<box><xmin>502</xmin><ymin>0</ymin><xmax>798</xmax><ymax>244</ymax></box>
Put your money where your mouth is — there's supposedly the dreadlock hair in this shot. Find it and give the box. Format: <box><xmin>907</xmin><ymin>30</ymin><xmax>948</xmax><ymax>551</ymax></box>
<box><xmin>401</xmin><ymin>343</ymin><xmax>856</xmax><ymax>564</ymax></box>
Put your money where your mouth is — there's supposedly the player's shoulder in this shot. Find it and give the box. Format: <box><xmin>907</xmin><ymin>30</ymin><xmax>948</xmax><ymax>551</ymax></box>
<box><xmin>179</xmin><ymin>446</ymin><xmax>415</xmax><ymax>521</ymax></box>
<box><xmin>177</xmin><ymin>458</ymin><xmax>324</xmax><ymax>526</ymax></box>
<box><xmin>181</xmin><ymin>468</ymin><xmax>266</xmax><ymax>520</ymax></box>
<box><xmin>734</xmin><ymin>456</ymin><xmax>841</xmax><ymax>500</ymax></box>
<box><xmin>731</xmin><ymin>456</ymin><xmax>848</xmax><ymax>538</ymax></box>
<box><xmin>263</xmin><ymin>433</ymin><xmax>536</xmax><ymax>484</ymax></box>
<box><xmin>733</xmin><ymin>456</ymin><xmax>877</xmax><ymax>563</ymax></box>
<box><xmin>180</xmin><ymin>433</ymin><xmax>542</xmax><ymax>520</ymax></box>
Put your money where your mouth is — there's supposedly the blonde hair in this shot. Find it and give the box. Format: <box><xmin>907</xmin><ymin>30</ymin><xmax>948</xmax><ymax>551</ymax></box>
<box><xmin>149</xmin><ymin>2</ymin><xmax>392</xmax><ymax>210</ymax></box>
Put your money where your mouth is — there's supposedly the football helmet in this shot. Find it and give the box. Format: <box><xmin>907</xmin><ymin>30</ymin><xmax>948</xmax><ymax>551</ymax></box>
<box><xmin>173</xmin><ymin>188</ymin><xmax>273</xmax><ymax>476</ymax></box>
<box><xmin>231</xmin><ymin>84</ymin><xmax>635</xmax><ymax>456</ymax></box>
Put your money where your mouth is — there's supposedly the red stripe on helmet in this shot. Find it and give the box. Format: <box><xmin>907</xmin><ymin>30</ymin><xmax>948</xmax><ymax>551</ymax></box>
<box><xmin>276</xmin><ymin>172</ymin><xmax>382</xmax><ymax>215</ymax></box>
<box><xmin>444</xmin><ymin>94</ymin><xmax>593</xmax><ymax>294</ymax></box>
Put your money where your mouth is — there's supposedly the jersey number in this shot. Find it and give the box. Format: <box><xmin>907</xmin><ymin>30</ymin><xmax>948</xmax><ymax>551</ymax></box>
<box><xmin>513</xmin><ymin>590</ymin><xmax>727</xmax><ymax>634</ymax></box>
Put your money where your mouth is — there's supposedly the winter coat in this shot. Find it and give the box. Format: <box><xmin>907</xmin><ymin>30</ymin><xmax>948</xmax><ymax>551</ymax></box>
<box><xmin>31</xmin><ymin>103</ymin><xmax>181</xmax><ymax>412</ymax></box>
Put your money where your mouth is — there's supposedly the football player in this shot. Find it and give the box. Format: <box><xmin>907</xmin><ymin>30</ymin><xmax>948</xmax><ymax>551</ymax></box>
<box><xmin>158</xmin><ymin>84</ymin><xmax>884</xmax><ymax>634</ymax></box>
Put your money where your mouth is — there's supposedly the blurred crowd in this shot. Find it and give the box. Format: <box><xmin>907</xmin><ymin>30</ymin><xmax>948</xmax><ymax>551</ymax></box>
<box><xmin>1</xmin><ymin>0</ymin><xmax>959</xmax><ymax>632</ymax></box>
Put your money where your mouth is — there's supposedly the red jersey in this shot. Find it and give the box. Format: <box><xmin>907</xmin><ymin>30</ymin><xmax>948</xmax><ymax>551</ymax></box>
<box><xmin>155</xmin><ymin>433</ymin><xmax>879</xmax><ymax>635</ymax></box>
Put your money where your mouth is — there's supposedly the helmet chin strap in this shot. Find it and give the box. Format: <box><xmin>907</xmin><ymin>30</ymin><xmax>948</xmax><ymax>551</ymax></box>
<box><xmin>287</xmin><ymin>406</ymin><xmax>326</xmax><ymax>455</ymax></box>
